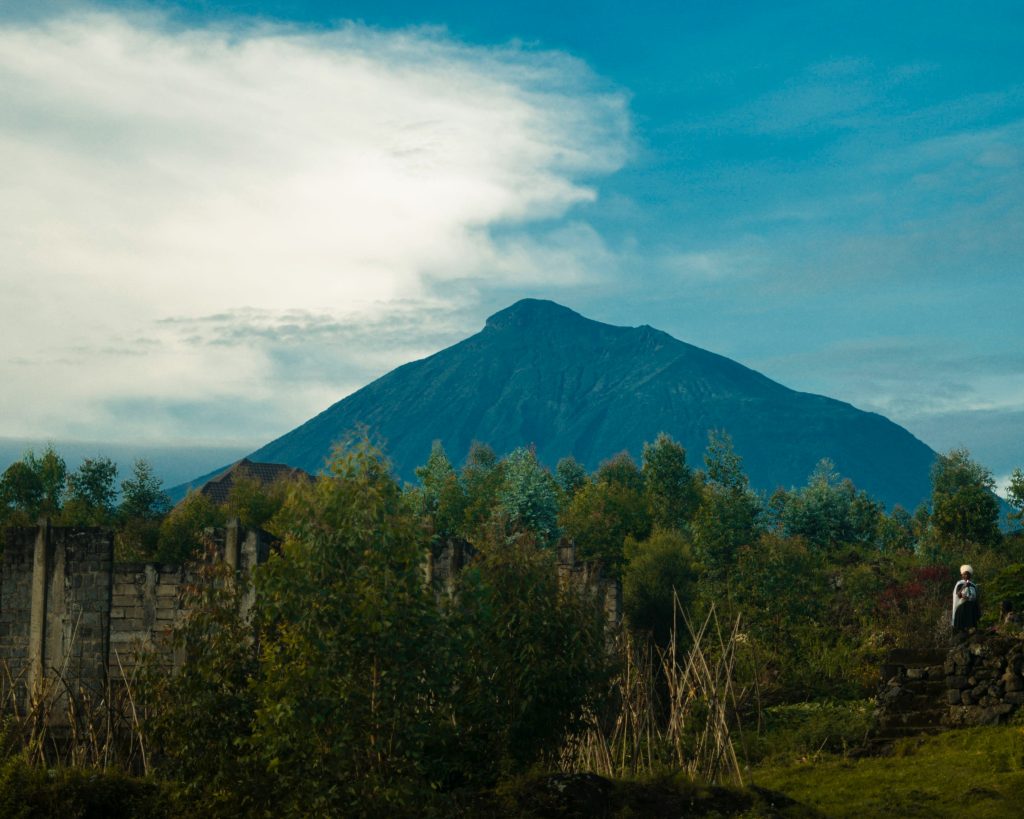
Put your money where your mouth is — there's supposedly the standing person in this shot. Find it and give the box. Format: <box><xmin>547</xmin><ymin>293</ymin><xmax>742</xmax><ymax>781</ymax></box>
<box><xmin>952</xmin><ymin>564</ymin><xmax>980</xmax><ymax>631</ymax></box>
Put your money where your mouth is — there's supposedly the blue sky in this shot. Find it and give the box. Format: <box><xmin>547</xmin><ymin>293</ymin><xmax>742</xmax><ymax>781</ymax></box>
<box><xmin>1</xmin><ymin>1</ymin><xmax>1021</xmax><ymax>491</ymax></box>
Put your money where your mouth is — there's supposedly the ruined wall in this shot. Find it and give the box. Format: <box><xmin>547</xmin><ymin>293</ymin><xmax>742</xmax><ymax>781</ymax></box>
<box><xmin>0</xmin><ymin>520</ymin><xmax>270</xmax><ymax>715</ymax></box>
<box><xmin>0</xmin><ymin>524</ymin><xmax>113</xmax><ymax>715</ymax></box>
<box><xmin>108</xmin><ymin>563</ymin><xmax>186</xmax><ymax>678</ymax></box>
<box><xmin>0</xmin><ymin>526</ymin><xmax>39</xmax><ymax>705</ymax></box>
<box><xmin>3</xmin><ymin>522</ymin><xmax>616</xmax><ymax>719</ymax></box>
<box><xmin>874</xmin><ymin>633</ymin><xmax>1024</xmax><ymax>740</ymax></box>
<box><xmin>944</xmin><ymin>633</ymin><xmax>1024</xmax><ymax>726</ymax></box>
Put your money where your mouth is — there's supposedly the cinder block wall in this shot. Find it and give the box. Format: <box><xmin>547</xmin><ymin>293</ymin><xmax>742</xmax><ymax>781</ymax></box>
<box><xmin>0</xmin><ymin>527</ymin><xmax>38</xmax><ymax>706</ymax></box>
<box><xmin>109</xmin><ymin>563</ymin><xmax>186</xmax><ymax>679</ymax></box>
<box><xmin>1</xmin><ymin>521</ymin><xmax>269</xmax><ymax>715</ymax></box>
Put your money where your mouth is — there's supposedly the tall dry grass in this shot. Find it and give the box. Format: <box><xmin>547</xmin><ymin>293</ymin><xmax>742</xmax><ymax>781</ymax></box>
<box><xmin>0</xmin><ymin>616</ymin><xmax>149</xmax><ymax>773</ymax></box>
<box><xmin>563</xmin><ymin>596</ymin><xmax>747</xmax><ymax>784</ymax></box>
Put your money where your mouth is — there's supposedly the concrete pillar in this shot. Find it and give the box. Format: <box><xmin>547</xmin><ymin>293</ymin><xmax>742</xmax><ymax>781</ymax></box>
<box><xmin>26</xmin><ymin>518</ymin><xmax>50</xmax><ymax>708</ymax></box>
<box><xmin>224</xmin><ymin>518</ymin><xmax>241</xmax><ymax>573</ymax></box>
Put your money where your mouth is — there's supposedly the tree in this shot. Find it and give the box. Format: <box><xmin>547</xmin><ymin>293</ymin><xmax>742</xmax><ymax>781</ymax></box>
<box><xmin>120</xmin><ymin>459</ymin><xmax>171</xmax><ymax>520</ymax></box>
<box><xmin>1007</xmin><ymin>468</ymin><xmax>1024</xmax><ymax>529</ymax></box>
<box><xmin>876</xmin><ymin>505</ymin><xmax>916</xmax><ymax>553</ymax></box>
<box><xmin>63</xmin><ymin>457</ymin><xmax>118</xmax><ymax>526</ymax></box>
<box><xmin>116</xmin><ymin>459</ymin><xmax>171</xmax><ymax>558</ymax></box>
<box><xmin>561</xmin><ymin>454</ymin><xmax>651</xmax><ymax>571</ymax></box>
<box><xmin>446</xmin><ymin>533</ymin><xmax>609</xmax><ymax>782</ymax></box>
<box><xmin>0</xmin><ymin>445</ymin><xmax>66</xmax><ymax>526</ymax></box>
<box><xmin>622</xmin><ymin>528</ymin><xmax>697</xmax><ymax>646</ymax></box>
<box><xmin>777</xmin><ymin>460</ymin><xmax>882</xmax><ymax>550</ymax></box>
<box><xmin>691</xmin><ymin>431</ymin><xmax>761</xmax><ymax>578</ymax></box>
<box><xmin>596</xmin><ymin>451</ymin><xmax>644</xmax><ymax>493</ymax></box>
<box><xmin>143</xmin><ymin>554</ymin><xmax>260</xmax><ymax>815</ymax></box>
<box><xmin>26</xmin><ymin>445</ymin><xmax>67</xmax><ymax>516</ymax></box>
<box><xmin>148</xmin><ymin>439</ymin><xmax>610</xmax><ymax>812</ymax></box>
<box><xmin>460</xmin><ymin>442</ymin><xmax>504</xmax><ymax>544</ymax></box>
<box><xmin>250</xmin><ymin>439</ymin><xmax>450</xmax><ymax>813</ymax></box>
<box><xmin>414</xmin><ymin>441</ymin><xmax>466</xmax><ymax>544</ymax></box>
<box><xmin>641</xmin><ymin>432</ymin><xmax>699</xmax><ymax>531</ymax></box>
<box><xmin>929</xmin><ymin>448</ymin><xmax>1001</xmax><ymax>550</ymax></box>
<box><xmin>555</xmin><ymin>455</ymin><xmax>587</xmax><ymax>504</ymax></box>
<box><xmin>157</xmin><ymin>491</ymin><xmax>225</xmax><ymax>563</ymax></box>
<box><xmin>496</xmin><ymin>447</ymin><xmax>560</xmax><ymax>547</ymax></box>
<box><xmin>0</xmin><ymin>460</ymin><xmax>43</xmax><ymax>526</ymax></box>
<box><xmin>224</xmin><ymin>474</ymin><xmax>289</xmax><ymax>530</ymax></box>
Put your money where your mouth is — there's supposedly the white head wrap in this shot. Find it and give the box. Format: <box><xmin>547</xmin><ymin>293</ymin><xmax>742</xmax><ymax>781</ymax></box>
<box><xmin>960</xmin><ymin>564</ymin><xmax>973</xmax><ymax>576</ymax></box>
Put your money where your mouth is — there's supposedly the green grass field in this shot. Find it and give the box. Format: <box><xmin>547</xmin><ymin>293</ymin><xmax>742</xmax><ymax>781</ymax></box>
<box><xmin>753</xmin><ymin>726</ymin><xmax>1024</xmax><ymax>818</ymax></box>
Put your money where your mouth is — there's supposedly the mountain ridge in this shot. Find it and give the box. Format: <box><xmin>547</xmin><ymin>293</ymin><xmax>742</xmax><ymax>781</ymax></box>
<box><xmin>173</xmin><ymin>299</ymin><xmax>937</xmax><ymax>510</ymax></box>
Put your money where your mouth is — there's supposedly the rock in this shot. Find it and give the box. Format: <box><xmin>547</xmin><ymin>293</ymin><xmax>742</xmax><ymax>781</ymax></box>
<box><xmin>946</xmin><ymin>675</ymin><xmax>968</xmax><ymax>689</ymax></box>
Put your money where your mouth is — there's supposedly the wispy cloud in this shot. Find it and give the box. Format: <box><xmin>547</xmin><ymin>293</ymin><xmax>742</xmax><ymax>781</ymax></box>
<box><xmin>0</xmin><ymin>8</ymin><xmax>632</xmax><ymax>442</ymax></box>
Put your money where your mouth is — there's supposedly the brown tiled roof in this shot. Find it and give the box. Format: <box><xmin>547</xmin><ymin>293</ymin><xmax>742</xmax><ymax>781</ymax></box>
<box><xmin>199</xmin><ymin>458</ymin><xmax>312</xmax><ymax>506</ymax></box>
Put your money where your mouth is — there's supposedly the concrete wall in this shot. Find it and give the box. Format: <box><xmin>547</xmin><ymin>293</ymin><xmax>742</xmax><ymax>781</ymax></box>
<box><xmin>0</xmin><ymin>520</ymin><xmax>270</xmax><ymax>716</ymax></box>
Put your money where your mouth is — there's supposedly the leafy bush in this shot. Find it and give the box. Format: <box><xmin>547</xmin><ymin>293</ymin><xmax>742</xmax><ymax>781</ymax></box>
<box><xmin>0</xmin><ymin>753</ymin><xmax>168</xmax><ymax>819</ymax></box>
<box><xmin>745</xmin><ymin>699</ymin><xmax>874</xmax><ymax>765</ymax></box>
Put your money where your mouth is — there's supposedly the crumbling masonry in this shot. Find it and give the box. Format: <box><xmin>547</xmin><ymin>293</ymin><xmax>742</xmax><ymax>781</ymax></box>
<box><xmin>0</xmin><ymin>520</ymin><xmax>269</xmax><ymax>719</ymax></box>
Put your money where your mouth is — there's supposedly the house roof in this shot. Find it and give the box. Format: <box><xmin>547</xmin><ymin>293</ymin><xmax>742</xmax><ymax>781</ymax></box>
<box><xmin>198</xmin><ymin>458</ymin><xmax>312</xmax><ymax>506</ymax></box>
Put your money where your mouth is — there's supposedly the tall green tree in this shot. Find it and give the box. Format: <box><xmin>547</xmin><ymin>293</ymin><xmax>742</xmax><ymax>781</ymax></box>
<box><xmin>120</xmin><ymin>459</ymin><xmax>171</xmax><ymax>520</ymax></box>
<box><xmin>27</xmin><ymin>445</ymin><xmax>67</xmax><ymax>516</ymax></box>
<box><xmin>691</xmin><ymin>431</ymin><xmax>761</xmax><ymax>578</ymax></box>
<box><xmin>0</xmin><ymin>445</ymin><xmax>66</xmax><ymax>525</ymax></box>
<box><xmin>0</xmin><ymin>461</ymin><xmax>43</xmax><ymax>526</ymax></box>
<box><xmin>641</xmin><ymin>432</ymin><xmax>699</xmax><ymax>531</ymax></box>
<box><xmin>555</xmin><ymin>455</ymin><xmax>588</xmax><ymax>504</ymax></box>
<box><xmin>446</xmin><ymin>533</ymin><xmax>609</xmax><ymax>782</ymax></box>
<box><xmin>117</xmin><ymin>459</ymin><xmax>171</xmax><ymax>558</ymax></box>
<box><xmin>63</xmin><ymin>456</ymin><xmax>118</xmax><ymax>526</ymax></box>
<box><xmin>496</xmin><ymin>447</ymin><xmax>560</xmax><ymax>547</ymax></box>
<box><xmin>561</xmin><ymin>453</ymin><xmax>651</xmax><ymax>571</ymax></box>
<box><xmin>929</xmin><ymin>448</ymin><xmax>1001</xmax><ymax>550</ymax></box>
<box><xmin>460</xmin><ymin>442</ymin><xmax>504</xmax><ymax>544</ymax></box>
<box><xmin>251</xmin><ymin>440</ymin><xmax>448</xmax><ymax>814</ymax></box>
<box><xmin>1007</xmin><ymin>467</ymin><xmax>1024</xmax><ymax>529</ymax></box>
<box><xmin>157</xmin><ymin>491</ymin><xmax>225</xmax><ymax>563</ymax></box>
<box><xmin>622</xmin><ymin>528</ymin><xmax>697</xmax><ymax>646</ymax></box>
<box><xmin>777</xmin><ymin>460</ymin><xmax>882</xmax><ymax>550</ymax></box>
<box><xmin>414</xmin><ymin>440</ymin><xmax>466</xmax><ymax>544</ymax></box>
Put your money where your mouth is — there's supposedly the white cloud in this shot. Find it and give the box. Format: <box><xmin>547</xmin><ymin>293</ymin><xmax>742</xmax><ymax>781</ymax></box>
<box><xmin>0</xmin><ymin>9</ymin><xmax>631</xmax><ymax>442</ymax></box>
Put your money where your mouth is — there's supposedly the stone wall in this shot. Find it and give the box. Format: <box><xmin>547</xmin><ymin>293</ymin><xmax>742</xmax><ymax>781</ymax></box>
<box><xmin>874</xmin><ymin>633</ymin><xmax>1024</xmax><ymax>740</ymax></box>
<box><xmin>944</xmin><ymin>632</ymin><xmax>1024</xmax><ymax>726</ymax></box>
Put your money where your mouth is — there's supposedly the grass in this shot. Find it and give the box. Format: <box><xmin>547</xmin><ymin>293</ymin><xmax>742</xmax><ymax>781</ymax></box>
<box><xmin>752</xmin><ymin>725</ymin><xmax>1024</xmax><ymax>818</ymax></box>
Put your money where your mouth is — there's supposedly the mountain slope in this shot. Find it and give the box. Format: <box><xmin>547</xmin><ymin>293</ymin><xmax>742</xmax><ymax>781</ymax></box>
<box><xmin>178</xmin><ymin>299</ymin><xmax>937</xmax><ymax>510</ymax></box>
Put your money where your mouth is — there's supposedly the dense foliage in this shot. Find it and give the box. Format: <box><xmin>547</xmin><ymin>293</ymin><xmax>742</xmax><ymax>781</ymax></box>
<box><xmin>1</xmin><ymin>432</ymin><xmax>1022</xmax><ymax>813</ymax></box>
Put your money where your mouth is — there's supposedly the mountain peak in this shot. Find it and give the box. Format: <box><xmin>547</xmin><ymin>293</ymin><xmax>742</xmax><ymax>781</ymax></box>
<box><xmin>484</xmin><ymin>299</ymin><xmax>588</xmax><ymax>331</ymax></box>
<box><xmin>194</xmin><ymin>300</ymin><xmax>938</xmax><ymax>512</ymax></box>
